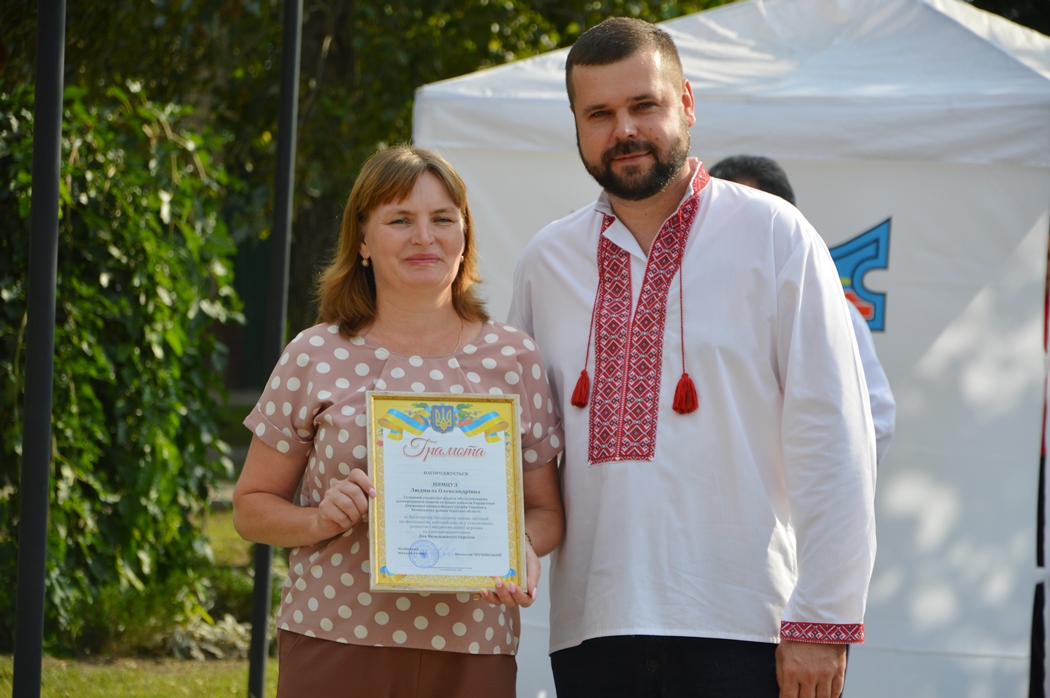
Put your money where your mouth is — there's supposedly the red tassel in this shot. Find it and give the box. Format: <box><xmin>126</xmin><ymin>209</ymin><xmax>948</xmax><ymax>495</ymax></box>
<box><xmin>672</xmin><ymin>373</ymin><xmax>698</xmax><ymax>414</ymax></box>
<box><xmin>570</xmin><ymin>369</ymin><xmax>590</xmax><ymax>408</ymax></box>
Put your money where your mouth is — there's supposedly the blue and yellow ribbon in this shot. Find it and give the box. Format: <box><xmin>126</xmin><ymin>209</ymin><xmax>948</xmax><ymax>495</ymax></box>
<box><xmin>378</xmin><ymin>565</ymin><xmax>407</xmax><ymax>584</ymax></box>
<box><xmin>378</xmin><ymin>409</ymin><xmax>428</xmax><ymax>441</ymax></box>
<box><xmin>461</xmin><ymin>411</ymin><xmax>509</xmax><ymax>443</ymax></box>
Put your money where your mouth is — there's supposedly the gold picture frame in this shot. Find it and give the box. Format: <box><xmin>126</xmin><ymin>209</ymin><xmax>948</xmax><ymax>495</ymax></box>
<box><xmin>366</xmin><ymin>391</ymin><xmax>526</xmax><ymax>593</ymax></box>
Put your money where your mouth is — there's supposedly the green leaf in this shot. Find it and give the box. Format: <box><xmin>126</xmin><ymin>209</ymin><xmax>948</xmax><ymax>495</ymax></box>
<box><xmin>0</xmin><ymin>83</ymin><xmax>242</xmax><ymax>652</ymax></box>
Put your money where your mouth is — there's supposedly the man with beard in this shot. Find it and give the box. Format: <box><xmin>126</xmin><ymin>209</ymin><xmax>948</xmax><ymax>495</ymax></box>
<box><xmin>508</xmin><ymin>17</ymin><xmax>877</xmax><ymax>698</ymax></box>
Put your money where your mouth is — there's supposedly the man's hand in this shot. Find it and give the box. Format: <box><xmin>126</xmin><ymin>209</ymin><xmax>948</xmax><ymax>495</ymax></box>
<box><xmin>776</xmin><ymin>640</ymin><xmax>847</xmax><ymax>698</ymax></box>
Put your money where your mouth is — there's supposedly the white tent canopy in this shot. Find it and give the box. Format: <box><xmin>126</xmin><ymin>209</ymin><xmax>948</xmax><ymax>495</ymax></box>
<box><xmin>416</xmin><ymin>0</ymin><xmax>1050</xmax><ymax>167</ymax></box>
<box><xmin>413</xmin><ymin>0</ymin><xmax>1050</xmax><ymax>695</ymax></box>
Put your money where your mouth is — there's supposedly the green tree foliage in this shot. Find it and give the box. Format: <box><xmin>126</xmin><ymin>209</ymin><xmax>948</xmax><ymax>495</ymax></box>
<box><xmin>0</xmin><ymin>84</ymin><xmax>242</xmax><ymax>650</ymax></box>
<box><xmin>1</xmin><ymin>1</ymin><xmax>729</xmax><ymax>347</ymax></box>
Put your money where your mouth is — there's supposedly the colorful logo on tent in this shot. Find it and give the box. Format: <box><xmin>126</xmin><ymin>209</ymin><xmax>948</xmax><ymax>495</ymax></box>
<box><xmin>830</xmin><ymin>218</ymin><xmax>890</xmax><ymax>331</ymax></box>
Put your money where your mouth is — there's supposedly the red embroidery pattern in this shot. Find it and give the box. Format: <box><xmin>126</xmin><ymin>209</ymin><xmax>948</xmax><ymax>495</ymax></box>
<box><xmin>587</xmin><ymin>165</ymin><xmax>710</xmax><ymax>464</ymax></box>
<box><xmin>780</xmin><ymin>621</ymin><xmax>865</xmax><ymax>644</ymax></box>
<box><xmin>588</xmin><ymin>215</ymin><xmax>631</xmax><ymax>463</ymax></box>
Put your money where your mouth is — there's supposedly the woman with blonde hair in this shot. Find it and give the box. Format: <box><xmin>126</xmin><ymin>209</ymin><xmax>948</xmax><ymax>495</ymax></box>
<box><xmin>234</xmin><ymin>145</ymin><xmax>564</xmax><ymax>697</ymax></box>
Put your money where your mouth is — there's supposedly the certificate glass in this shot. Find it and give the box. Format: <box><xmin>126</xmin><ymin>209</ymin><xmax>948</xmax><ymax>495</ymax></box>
<box><xmin>366</xmin><ymin>391</ymin><xmax>526</xmax><ymax>593</ymax></box>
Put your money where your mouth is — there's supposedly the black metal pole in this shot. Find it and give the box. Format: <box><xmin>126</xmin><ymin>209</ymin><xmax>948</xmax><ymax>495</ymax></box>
<box><xmin>247</xmin><ymin>0</ymin><xmax>301</xmax><ymax>695</ymax></box>
<box><xmin>13</xmin><ymin>1</ymin><xmax>66</xmax><ymax>696</ymax></box>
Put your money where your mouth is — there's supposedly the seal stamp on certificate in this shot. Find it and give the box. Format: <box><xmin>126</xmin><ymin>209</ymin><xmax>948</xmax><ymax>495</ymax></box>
<box><xmin>408</xmin><ymin>540</ymin><xmax>440</xmax><ymax>568</ymax></box>
<box><xmin>366</xmin><ymin>391</ymin><xmax>527</xmax><ymax>594</ymax></box>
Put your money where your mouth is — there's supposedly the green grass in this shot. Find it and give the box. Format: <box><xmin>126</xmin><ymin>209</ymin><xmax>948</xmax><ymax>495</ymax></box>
<box><xmin>0</xmin><ymin>656</ymin><xmax>278</xmax><ymax>697</ymax></box>
<box><xmin>206</xmin><ymin>508</ymin><xmax>251</xmax><ymax>568</ymax></box>
<box><xmin>202</xmin><ymin>505</ymin><xmax>288</xmax><ymax>626</ymax></box>
<box><xmin>0</xmin><ymin>487</ymin><xmax>290</xmax><ymax>695</ymax></box>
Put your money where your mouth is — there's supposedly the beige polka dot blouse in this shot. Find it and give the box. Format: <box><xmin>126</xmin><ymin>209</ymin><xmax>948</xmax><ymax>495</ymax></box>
<box><xmin>244</xmin><ymin>320</ymin><xmax>564</xmax><ymax>655</ymax></box>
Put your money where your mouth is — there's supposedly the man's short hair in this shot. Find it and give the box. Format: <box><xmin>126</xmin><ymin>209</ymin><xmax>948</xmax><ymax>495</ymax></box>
<box><xmin>708</xmin><ymin>155</ymin><xmax>797</xmax><ymax>206</ymax></box>
<box><xmin>565</xmin><ymin>17</ymin><xmax>684</xmax><ymax>109</ymax></box>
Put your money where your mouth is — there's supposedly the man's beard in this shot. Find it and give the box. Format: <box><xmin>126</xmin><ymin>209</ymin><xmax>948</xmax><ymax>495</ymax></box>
<box><xmin>578</xmin><ymin>124</ymin><xmax>691</xmax><ymax>201</ymax></box>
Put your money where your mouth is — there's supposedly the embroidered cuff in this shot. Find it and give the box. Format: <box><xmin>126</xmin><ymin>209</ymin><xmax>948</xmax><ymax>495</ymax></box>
<box><xmin>780</xmin><ymin>621</ymin><xmax>864</xmax><ymax>644</ymax></box>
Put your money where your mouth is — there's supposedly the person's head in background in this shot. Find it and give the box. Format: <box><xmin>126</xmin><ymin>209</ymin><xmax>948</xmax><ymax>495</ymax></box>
<box><xmin>708</xmin><ymin>154</ymin><xmax>796</xmax><ymax>206</ymax></box>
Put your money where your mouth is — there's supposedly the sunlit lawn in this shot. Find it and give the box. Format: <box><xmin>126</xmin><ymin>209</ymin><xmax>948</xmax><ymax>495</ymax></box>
<box><xmin>0</xmin><ymin>655</ymin><xmax>278</xmax><ymax>697</ymax></box>
<box><xmin>0</xmin><ymin>494</ymin><xmax>286</xmax><ymax>696</ymax></box>
<box><xmin>207</xmin><ymin>506</ymin><xmax>251</xmax><ymax>568</ymax></box>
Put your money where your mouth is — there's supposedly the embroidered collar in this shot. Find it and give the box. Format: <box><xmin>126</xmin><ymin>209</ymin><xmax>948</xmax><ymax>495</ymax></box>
<box><xmin>574</xmin><ymin>160</ymin><xmax>710</xmax><ymax>464</ymax></box>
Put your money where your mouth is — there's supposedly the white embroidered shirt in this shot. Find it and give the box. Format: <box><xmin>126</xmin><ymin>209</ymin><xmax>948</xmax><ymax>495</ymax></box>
<box><xmin>508</xmin><ymin>160</ymin><xmax>877</xmax><ymax>652</ymax></box>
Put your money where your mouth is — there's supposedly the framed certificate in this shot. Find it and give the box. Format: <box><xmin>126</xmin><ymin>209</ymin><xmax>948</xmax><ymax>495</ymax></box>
<box><xmin>366</xmin><ymin>391</ymin><xmax>526</xmax><ymax>593</ymax></box>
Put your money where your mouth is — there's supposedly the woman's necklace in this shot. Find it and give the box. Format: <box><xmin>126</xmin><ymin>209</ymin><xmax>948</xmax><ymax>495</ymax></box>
<box><xmin>367</xmin><ymin>317</ymin><xmax>465</xmax><ymax>356</ymax></box>
<box><xmin>451</xmin><ymin>317</ymin><xmax>465</xmax><ymax>354</ymax></box>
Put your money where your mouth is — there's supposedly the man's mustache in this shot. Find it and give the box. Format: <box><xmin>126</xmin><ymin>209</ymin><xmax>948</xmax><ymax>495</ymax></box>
<box><xmin>602</xmin><ymin>140</ymin><xmax>654</xmax><ymax>166</ymax></box>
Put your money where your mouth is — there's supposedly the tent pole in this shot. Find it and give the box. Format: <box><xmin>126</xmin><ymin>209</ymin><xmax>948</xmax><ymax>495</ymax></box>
<box><xmin>247</xmin><ymin>0</ymin><xmax>302</xmax><ymax>695</ymax></box>
<box><xmin>12</xmin><ymin>1</ymin><xmax>66</xmax><ymax>696</ymax></box>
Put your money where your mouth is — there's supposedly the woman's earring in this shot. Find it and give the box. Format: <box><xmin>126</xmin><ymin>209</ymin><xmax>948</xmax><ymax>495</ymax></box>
<box><xmin>361</xmin><ymin>257</ymin><xmax>370</xmax><ymax>267</ymax></box>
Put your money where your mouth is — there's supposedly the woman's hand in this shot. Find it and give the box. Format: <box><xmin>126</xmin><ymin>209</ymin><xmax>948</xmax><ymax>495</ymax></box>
<box><xmin>234</xmin><ymin>436</ymin><xmax>377</xmax><ymax>548</ymax></box>
<box><xmin>315</xmin><ymin>469</ymin><xmax>377</xmax><ymax>538</ymax></box>
<box><xmin>480</xmin><ymin>538</ymin><xmax>540</xmax><ymax>609</ymax></box>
